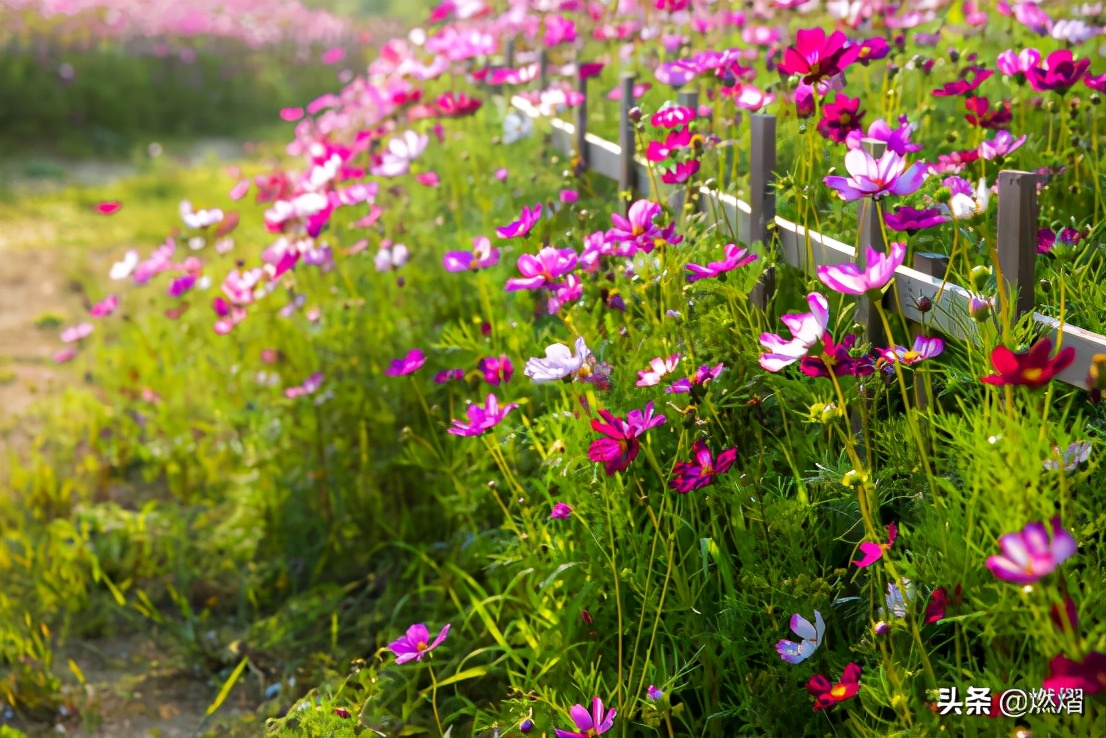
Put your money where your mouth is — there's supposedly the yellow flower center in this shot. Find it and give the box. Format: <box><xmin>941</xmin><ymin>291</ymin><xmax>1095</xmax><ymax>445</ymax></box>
<box><xmin>903</xmin><ymin>351</ymin><xmax>920</xmax><ymax>363</ymax></box>
<box><xmin>416</xmin><ymin>641</ymin><xmax>429</xmax><ymax>652</ymax></box>
<box><xmin>1022</xmin><ymin>368</ymin><xmax>1044</xmax><ymax>383</ymax></box>
<box><xmin>830</xmin><ymin>684</ymin><xmax>848</xmax><ymax>698</ymax></box>
<box><xmin>632</xmin><ymin>225</ymin><xmax>644</xmax><ymax>236</ymax></box>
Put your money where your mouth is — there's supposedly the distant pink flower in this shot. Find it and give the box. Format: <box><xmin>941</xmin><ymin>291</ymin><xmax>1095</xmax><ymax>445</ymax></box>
<box><xmin>978</xmin><ymin>131</ymin><xmax>1027</xmax><ymax>160</ymax></box>
<box><xmin>666</xmin><ymin>363</ymin><xmax>724</xmax><ymax>394</ymax></box>
<box><xmin>229</xmin><ymin>180</ymin><xmax>250</xmax><ymax>200</ymax></box>
<box><xmin>661</xmin><ymin>160</ymin><xmax>700</xmax><ymax>184</ymax></box>
<box><xmin>505</xmin><ymin>247</ymin><xmax>577</xmax><ymax>291</ymax></box>
<box><xmin>560</xmin><ymin>190</ymin><xmax>579</xmax><ymax>204</ymax></box>
<box><xmin>280</xmin><ymin>107</ymin><xmax>304</xmax><ymax>122</ymax></box>
<box><xmin>637</xmin><ymin>353</ymin><xmax>681</xmax><ymax>387</ymax></box>
<box><xmin>817</xmin><ymin>242</ymin><xmax>905</xmax><ymax>296</ymax></box>
<box><xmin>168</xmin><ymin>274</ymin><xmax>196</xmax><ymax>298</ymax></box>
<box><xmin>607</xmin><ymin>82</ymin><xmax>651</xmax><ymax>101</ymax></box>
<box><xmin>550</xmin><ymin>502</ymin><xmax>573</xmax><ymax>519</ymax></box>
<box><xmin>387</xmin><ymin>623</ymin><xmax>450</xmax><ymax>664</ymax></box>
<box><xmin>732</xmin><ymin>84</ymin><xmax>776</xmax><ymax>112</ymax></box>
<box><xmin>497</xmin><ymin>204</ymin><xmax>542</xmax><ymax>239</ymax></box>
<box><xmin>60</xmin><ymin>323</ymin><xmax>93</xmax><ymax>343</ymax></box>
<box><xmin>759</xmin><ymin>293</ymin><xmax>830</xmax><ymax>372</ymax></box>
<box><xmin>53</xmin><ymin>348</ymin><xmax>78</xmax><ymax>364</ymax></box>
<box><xmin>544</xmin><ymin>15</ymin><xmax>577</xmax><ymax>46</ymax></box>
<box><xmin>495</xmin><ymin>168</ymin><xmax>509</xmax><ymax>181</ymax></box>
<box><xmin>321</xmin><ymin>47</ymin><xmax>346</xmax><ymax>65</ymax></box>
<box><xmin>669</xmin><ymin>440</ymin><xmax>738</xmax><ymax>493</ymax></box>
<box><xmin>416</xmin><ymin>172</ymin><xmax>440</xmax><ymax>187</ymax></box>
<box><xmin>987</xmin><ymin>517</ymin><xmax>1076</xmax><ymax>584</ymax></box>
<box><xmin>479</xmin><ymin>355</ymin><xmax>514</xmax><ymax>385</ymax></box>
<box><xmin>853</xmin><ymin>522</ymin><xmax>898</xmax><ymax>567</ymax></box>
<box><xmin>434</xmin><ymin>368</ymin><xmax>465</xmax><ymax>384</ymax></box>
<box><xmin>997</xmin><ymin>48</ymin><xmax>1041</xmax><ymax>77</ymax></box>
<box><xmin>824</xmin><ymin>149</ymin><xmax>926</xmax><ymax>201</ymax></box>
<box><xmin>443</xmin><ymin>236</ymin><xmax>499</xmax><ymax>272</ymax></box>
<box><xmin>386</xmin><ymin>349</ymin><xmax>426</xmax><ymax>376</ymax></box>
<box><xmin>686</xmin><ymin>243</ymin><xmax>758</xmax><ymax>282</ymax></box>
<box><xmin>448</xmin><ymin>393</ymin><xmax>518</xmax><ymax>436</ymax></box>
<box><xmin>285</xmin><ymin>372</ymin><xmax>324</xmax><ymax>399</ymax></box>
<box><xmin>90</xmin><ymin>295</ymin><xmax>118</xmax><ymax>317</ymax></box>
<box><xmin>931</xmin><ymin>66</ymin><xmax>993</xmax><ymax>97</ymax></box>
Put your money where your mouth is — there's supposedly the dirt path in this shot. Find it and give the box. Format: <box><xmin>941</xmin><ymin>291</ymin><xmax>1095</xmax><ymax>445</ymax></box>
<box><xmin>1</xmin><ymin>140</ymin><xmax>261</xmax><ymax>738</ymax></box>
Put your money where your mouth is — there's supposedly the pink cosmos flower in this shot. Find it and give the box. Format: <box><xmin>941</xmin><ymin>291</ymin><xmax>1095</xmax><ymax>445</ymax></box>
<box><xmin>1044</xmin><ymin>652</ymin><xmax>1106</xmax><ymax>696</ymax></box>
<box><xmin>443</xmin><ymin>236</ymin><xmax>499</xmax><ymax>272</ymax></box>
<box><xmin>607</xmin><ymin>82</ymin><xmax>651</xmax><ymax>101</ymax></box>
<box><xmin>776</xmin><ymin>610</ymin><xmax>826</xmax><ymax>664</ymax></box>
<box><xmin>660</xmin><ymin>160</ymin><xmax>700</xmax><ymax>185</ymax></box>
<box><xmin>386</xmin><ymin>349</ymin><xmax>426</xmax><ymax>376</ymax></box>
<box><xmin>669</xmin><ymin>440</ymin><xmax>738</xmax><ymax>493</ymax></box>
<box><xmin>560</xmin><ymin>190</ymin><xmax>579</xmax><ymax>204</ymax></box>
<box><xmin>588</xmin><ymin>402</ymin><xmax>666</xmax><ymax>476</ymax></box>
<box><xmin>732</xmin><ymin>84</ymin><xmax>776</xmax><ymax>112</ymax></box>
<box><xmin>496</xmin><ymin>204</ymin><xmax>542</xmax><ymax>239</ymax></box>
<box><xmin>548</xmin><ymin>273</ymin><xmax>583</xmax><ymax>314</ymax></box>
<box><xmin>505</xmin><ymin>247</ymin><xmax>578</xmax><ymax>291</ymax></box>
<box><xmin>608</xmin><ymin>199</ymin><xmax>662</xmax><ymax>250</ymax></box>
<box><xmin>845</xmin><ymin>117</ymin><xmax>921</xmax><ymax>156</ymax></box>
<box><xmin>817</xmin><ymin>94</ymin><xmax>864</xmax><ymax>144</ymax></box>
<box><xmin>280</xmin><ymin>107</ymin><xmax>304</xmax><ymax>122</ymax></box>
<box><xmin>650</xmin><ymin>106</ymin><xmax>696</xmax><ymax>129</ymax></box>
<box><xmin>986</xmin><ymin>517</ymin><xmax>1077</xmax><ymax>584</ymax></box>
<box><xmin>60</xmin><ymin>323</ymin><xmax>93</xmax><ymax>343</ymax></box>
<box><xmin>479</xmin><ymin>355</ymin><xmax>514</xmax><ymax>385</ymax></box>
<box><xmin>686</xmin><ymin>244</ymin><xmax>758</xmax><ymax>282</ymax></box>
<box><xmin>779</xmin><ymin>28</ymin><xmax>859</xmax><ymax>85</ymax></box>
<box><xmin>823</xmin><ymin>149</ymin><xmax>926</xmax><ymax>201</ymax></box>
<box><xmin>321</xmin><ymin>47</ymin><xmax>346</xmax><ymax>65</ymax></box>
<box><xmin>878</xmin><ymin>336</ymin><xmax>945</xmax><ymax>368</ymax></box>
<box><xmin>978</xmin><ymin>131</ymin><xmax>1027</xmax><ymax>160</ymax></box>
<box><xmin>853</xmin><ymin>522</ymin><xmax>898</xmax><ymax>567</ymax></box>
<box><xmin>817</xmin><ymin>242</ymin><xmax>906</xmax><ymax>296</ymax></box>
<box><xmin>997</xmin><ymin>48</ymin><xmax>1041</xmax><ymax>77</ymax></box>
<box><xmin>89</xmin><ymin>295</ymin><xmax>118</xmax><ymax>317</ymax></box>
<box><xmin>53</xmin><ymin>348</ymin><xmax>78</xmax><ymax>363</ymax></box>
<box><xmin>554</xmin><ymin>698</ymin><xmax>616</xmax><ymax>738</ymax></box>
<box><xmin>94</xmin><ymin>201</ymin><xmax>122</xmax><ymax>215</ymax></box>
<box><xmin>448</xmin><ymin>393</ymin><xmax>518</xmax><ymax>437</ymax></box>
<box><xmin>416</xmin><ymin>172</ymin><xmax>440</xmax><ymax>187</ymax></box>
<box><xmin>550</xmin><ymin>502</ymin><xmax>573</xmax><ymax>519</ymax></box>
<box><xmin>637</xmin><ymin>353</ymin><xmax>681</xmax><ymax>387</ymax></box>
<box><xmin>285</xmin><ymin>372</ymin><xmax>324</xmax><ymax>399</ymax></box>
<box><xmin>387</xmin><ymin>623</ymin><xmax>451</xmax><ymax>664</ymax></box>
<box><xmin>759</xmin><ymin>293</ymin><xmax>830</xmax><ymax>372</ymax></box>
<box><xmin>666</xmin><ymin>363</ymin><xmax>724</xmax><ymax>394</ymax></box>
<box><xmin>434</xmin><ymin>369</ymin><xmax>465</xmax><ymax>384</ymax></box>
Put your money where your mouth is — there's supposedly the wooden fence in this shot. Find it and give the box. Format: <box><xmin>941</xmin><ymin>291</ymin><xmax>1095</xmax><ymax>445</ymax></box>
<box><xmin>504</xmin><ymin>70</ymin><xmax>1106</xmax><ymax>391</ymax></box>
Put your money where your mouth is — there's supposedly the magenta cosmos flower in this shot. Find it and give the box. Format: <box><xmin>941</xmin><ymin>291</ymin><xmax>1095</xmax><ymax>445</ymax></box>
<box><xmin>997</xmin><ymin>48</ymin><xmax>1041</xmax><ymax>78</ymax></box>
<box><xmin>686</xmin><ymin>243</ymin><xmax>758</xmax><ymax>282</ymax></box>
<box><xmin>650</xmin><ymin>105</ymin><xmax>696</xmax><ymax>129</ymax></box>
<box><xmin>669</xmin><ymin>440</ymin><xmax>738</xmax><ymax>493</ymax></box>
<box><xmin>89</xmin><ymin>295</ymin><xmax>118</xmax><ymax>317</ymax></box>
<box><xmin>884</xmin><ymin>206</ymin><xmax>949</xmax><ymax>234</ymax></box>
<box><xmin>986</xmin><ymin>517</ymin><xmax>1077</xmax><ymax>584</ymax></box>
<box><xmin>637</xmin><ymin>353</ymin><xmax>681</xmax><ymax>387</ymax></box>
<box><xmin>853</xmin><ymin>522</ymin><xmax>897</xmax><ymax>567</ymax></box>
<box><xmin>506</xmin><ymin>246</ymin><xmax>578</xmax><ymax>291</ymax></box>
<box><xmin>608</xmin><ymin>199</ymin><xmax>663</xmax><ymax>250</ymax></box>
<box><xmin>817</xmin><ymin>242</ymin><xmax>906</xmax><ymax>296</ymax></box>
<box><xmin>443</xmin><ymin>235</ymin><xmax>500</xmax><ymax>272</ymax></box>
<box><xmin>878</xmin><ymin>336</ymin><xmax>945</xmax><ymax>368</ymax></box>
<box><xmin>60</xmin><ymin>323</ymin><xmax>93</xmax><ymax>343</ymax></box>
<box><xmin>588</xmin><ymin>402</ymin><xmax>666</xmax><ymax>476</ymax></box>
<box><xmin>759</xmin><ymin>293</ymin><xmax>830</xmax><ymax>372</ymax></box>
<box><xmin>497</xmin><ymin>203</ymin><xmax>542</xmax><ymax>239</ymax></box>
<box><xmin>931</xmin><ymin>66</ymin><xmax>993</xmax><ymax>97</ymax></box>
<box><xmin>387</xmin><ymin>623</ymin><xmax>451</xmax><ymax>664</ymax></box>
<box><xmin>824</xmin><ymin>149</ymin><xmax>926</xmax><ymax>202</ymax></box>
<box><xmin>448</xmin><ymin>394</ymin><xmax>519</xmax><ymax>437</ymax></box>
<box><xmin>779</xmin><ymin>28</ymin><xmax>859</xmax><ymax>85</ymax></box>
<box><xmin>550</xmin><ymin>502</ymin><xmax>573</xmax><ymax>519</ymax></box>
<box><xmin>554</xmin><ymin>698</ymin><xmax>616</xmax><ymax>738</ymax></box>
<box><xmin>479</xmin><ymin>355</ymin><xmax>513</xmax><ymax>385</ymax></box>
<box><xmin>666</xmin><ymin>363</ymin><xmax>724</xmax><ymax>394</ymax></box>
<box><xmin>386</xmin><ymin>349</ymin><xmax>426</xmax><ymax>376</ymax></box>
<box><xmin>1027</xmin><ymin>50</ymin><xmax>1091</xmax><ymax>95</ymax></box>
<box><xmin>845</xmin><ymin>117</ymin><xmax>921</xmax><ymax>156</ymax></box>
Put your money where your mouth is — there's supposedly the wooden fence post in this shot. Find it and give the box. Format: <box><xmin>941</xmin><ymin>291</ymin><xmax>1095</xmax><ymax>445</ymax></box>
<box><xmin>749</xmin><ymin>114</ymin><xmax>777</xmax><ymax>311</ymax></box>
<box><xmin>996</xmin><ymin>171</ymin><xmax>1040</xmax><ymax>321</ymax></box>
<box><xmin>538</xmin><ymin>48</ymin><xmax>548</xmax><ymax>90</ymax></box>
<box><xmin>909</xmin><ymin>252</ymin><xmax>950</xmax><ymax>411</ymax></box>
<box><xmin>618</xmin><ymin>72</ymin><xmax>637</xmax><ymax>197</ymax></box>
<box><xmin>504</xmin><ymin>37</ymin><xmax>515</xmax><ymax>69</ymax></box>
<box><xmin>677</xmin><ymin>89</ymin><xmax>699</xmax><ymax>111</ymax></box>
<box><xmin>575</xmin><ymin>66</ymin><xmax>589</xmax><ymax>170</ymax></box>
<box><xmin>856</xmin><ymin>138</ymin><xmax>889</xmax><ymax>346</ymax></box>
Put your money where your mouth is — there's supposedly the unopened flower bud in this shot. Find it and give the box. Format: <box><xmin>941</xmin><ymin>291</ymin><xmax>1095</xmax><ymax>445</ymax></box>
<box><xmin>874</xmin><ymin>621</ymin><xmax>890</xmax><ymax>636</ymax></box>
<box><xmin>1088</xmin><ymin>354</ymin><xmax>1106</xmax><ymax>391</ymax></box>
<box><xmin>915</xmin><ymin>296</ymin><xmax>933</xmax><ymax>313</ymax></box>
<box><xmin>969</xmin><ymin>265</ymin><xmax>992</xmax><ymax>292</ymax></box>
<box><xmin>520</xmin><ymin>719</ymin><xmax>534</xmax><ymax>733</ymax></box>
<box><xmin>628</xmin><ymin>106</ymin><xmax>642</xmax><ymax>123</ymax></box>
<box><xmin>969</xmin><ymin>296</ymin><xmax>992</xmax><ymax>322</ymax></box>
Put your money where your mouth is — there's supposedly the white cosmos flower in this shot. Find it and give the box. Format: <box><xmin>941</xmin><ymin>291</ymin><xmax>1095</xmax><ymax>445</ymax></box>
<box><xmin>503</xmin><ymin>110</ymin><xmax>535</xmax><ymax>144</ymax></box>
<box><xmin>524</xmin><ymin>337</ymin><xmax>591</xmax><ymax>382</ymax></box>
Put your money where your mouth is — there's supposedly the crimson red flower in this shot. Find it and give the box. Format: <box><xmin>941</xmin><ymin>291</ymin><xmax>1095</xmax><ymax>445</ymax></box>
<box><xmin>807</xmin><ymin>663</ymin><xmax>862</xmax><ymax>711</ymax></box>
<box><xmin>817</xmin><ymin>94</ymin><xmax>865</xmax><ymax>145</ymax></box>
<box><xmin>1043</xmin><ymin>651</ymin><xmax>1106</xmax><ymax>695</ymax></box>
<box><xmin>964</xmin><ymin>96</ymin><xmax>1012</xmax><ymax>129</ymax></box>
<box><xmin>924</xmin><ymin>588</ymin><xmax>947</xmax><ymax>624</ymax></box>
<box><xmin>436</xmin><ymin>91</ymin><xmax>482</xmax><ymax>117</ymax></box>
<box><xmin>980</xmin><ymin>338</ymin><xmax>1075</xmax><ymax>389</ymax></box>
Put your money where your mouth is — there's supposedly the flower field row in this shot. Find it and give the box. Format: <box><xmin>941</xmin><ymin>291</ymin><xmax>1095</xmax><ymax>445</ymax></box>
<box><xmin>5</xmin><ymin>1</ymin><xmax>1106</xmax><ymax>737</ymax></box>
